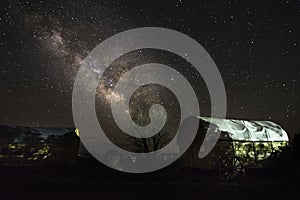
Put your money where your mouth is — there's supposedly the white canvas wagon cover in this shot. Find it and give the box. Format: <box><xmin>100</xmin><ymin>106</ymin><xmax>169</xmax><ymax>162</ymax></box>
<box><xmin>197</xmin><ymin>117</ymin><xmax>289</xmax><ymax>142</ymax></box>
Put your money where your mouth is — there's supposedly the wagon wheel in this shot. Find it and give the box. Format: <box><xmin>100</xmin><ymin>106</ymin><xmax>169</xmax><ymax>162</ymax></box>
<box><xmin>217</xmin><ymin>155</ymin><xmax>245</xmax><ymax>183</ymax></box>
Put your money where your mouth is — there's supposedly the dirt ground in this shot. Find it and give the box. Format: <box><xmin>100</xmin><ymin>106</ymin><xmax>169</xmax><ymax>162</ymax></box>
<box><xmin>0</xmin><ymin>162</ymin><xmax>299</xmax><ymax>200</ymax></box>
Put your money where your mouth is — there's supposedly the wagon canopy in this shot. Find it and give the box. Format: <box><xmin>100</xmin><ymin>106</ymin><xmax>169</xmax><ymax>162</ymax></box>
<box><xmin>197</xmin><ymin>117</ymin><xmax>289</xmax><ymax>142</ymax></box>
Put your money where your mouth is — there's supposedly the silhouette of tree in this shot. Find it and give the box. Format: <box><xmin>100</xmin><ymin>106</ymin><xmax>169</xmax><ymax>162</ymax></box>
<box><xmin>128</xmin><ymin>110</ymin><xmax>174</xmax><ymax>153</ymax></box>
<box><xmin>0</xmin><ymin>126</ymin><xmax>18</xmax><ymax>156</ymax></box>
<box><xmin>23</xmin><ymin>127</ymin><xmax>43</xmax><ymax>145</ymax></box>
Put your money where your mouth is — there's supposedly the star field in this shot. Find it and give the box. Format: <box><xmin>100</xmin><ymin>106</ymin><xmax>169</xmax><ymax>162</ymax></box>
<box><xmin>0</xmin><ymin>0</ymin><xmax>299</xmax><ymax>139</ymax></box>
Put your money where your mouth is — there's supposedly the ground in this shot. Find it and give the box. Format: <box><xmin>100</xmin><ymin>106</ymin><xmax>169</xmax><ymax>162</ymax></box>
<box><xmin>0</xmin><ymin>161</ymin><xmax>299</xmax><ymax>200</ymax></box>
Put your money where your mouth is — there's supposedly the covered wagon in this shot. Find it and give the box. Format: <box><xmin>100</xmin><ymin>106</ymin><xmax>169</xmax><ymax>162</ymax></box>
<box><xmin>178</xmin><ymin>116</ymin><xmax>289</xmax><ymax>182</ymax></box>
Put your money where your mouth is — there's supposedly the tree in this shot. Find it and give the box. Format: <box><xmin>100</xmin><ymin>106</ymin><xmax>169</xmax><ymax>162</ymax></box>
<box><xmin>128</xmin><ymin>108</ymin><xmax>174</xmax><ymax>153</ymax></box>
<box><xmin>0</xmin><ymin>126</ymin><xmax>19</xmax><ymax>155</ymax></box>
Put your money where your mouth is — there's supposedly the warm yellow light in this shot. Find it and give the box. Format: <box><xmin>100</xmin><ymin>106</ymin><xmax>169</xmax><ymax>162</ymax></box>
<box><xmin>75</xmin><ymin>128</ymin><xmax>80</xmax><ymax>136</ymax></box>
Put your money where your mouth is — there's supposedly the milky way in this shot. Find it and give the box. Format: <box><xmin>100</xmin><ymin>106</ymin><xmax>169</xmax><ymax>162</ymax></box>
<box><xmin>0</xmin><ymin>0</ymin><xmax>299</xmax><ymax>139</ymax></box>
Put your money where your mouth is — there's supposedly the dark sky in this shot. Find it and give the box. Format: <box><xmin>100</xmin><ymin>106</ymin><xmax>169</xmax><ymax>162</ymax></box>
<box><xmin>0</xmin><ymin>0</ymin><xmax>299</xmax><ymax>139</ymax></box>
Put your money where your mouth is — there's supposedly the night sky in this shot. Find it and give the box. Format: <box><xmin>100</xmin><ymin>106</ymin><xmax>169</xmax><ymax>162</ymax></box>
<box><xmin>0</xmin><ymin>0</ymin><xmax>299</xmax><ymax>139</ymax></box>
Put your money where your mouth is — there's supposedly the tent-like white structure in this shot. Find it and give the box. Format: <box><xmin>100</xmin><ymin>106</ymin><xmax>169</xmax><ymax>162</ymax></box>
<box><xmin>180</xmin><ymin>116</ymin><xmax>289</xmax><ymax>179</ymax></box>
<box><xmin>197</xmin><ymin>116</ymin><xmax>289</xmax><ymax>142</ymax></box>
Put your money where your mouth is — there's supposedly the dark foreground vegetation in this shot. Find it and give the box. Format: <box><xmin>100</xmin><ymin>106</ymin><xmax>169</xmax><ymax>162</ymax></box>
<box><xmin>0</xmin><ymin>131</ymin><xmax>299</xmax><ymax>200</ymax></box>
<box><xmin>0</xmin><ymin>153</ymin><xmax>299</xmax><ymax>200</ymax></box>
